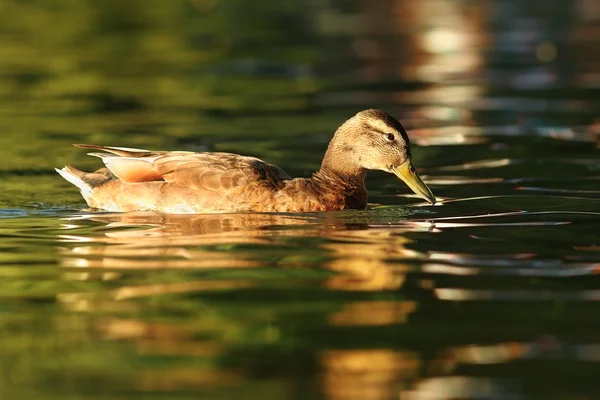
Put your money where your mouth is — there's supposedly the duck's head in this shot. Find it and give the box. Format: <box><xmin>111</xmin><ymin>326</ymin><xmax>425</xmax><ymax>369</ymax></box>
<box><xmin>321</xmin><ymin>109</ymin><xmax>436</xmax><ymax>204</ymax></box>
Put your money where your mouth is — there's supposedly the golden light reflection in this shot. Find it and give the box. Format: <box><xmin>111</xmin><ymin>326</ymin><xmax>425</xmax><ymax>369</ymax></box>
<box><xmin>137</xmin><ymin>368</ymin><xmax>242</xmax><ymax>392</ymax></box>
<box><xmin>61</xmin><ymin>247</ymin><xmax>262</xmax><ymax>270</ymax></box>
<box><xmin>323</xmin><ymin>230</ymin><xmax>416</xmax><ymax>291</ymax></box>
<box><xmin>410</xmin><ymin>0</ymin><xmax>485</xmax><ymax>83</ymax></box>
<box><xmin>329</xmin><ymin>300</ymin><xmax>417</xmax><ymax>326</ymax></box>
<box><xmin>422</xmin><ymin>28</ymin><xmax>468</xmax><ymax>54</ymax></box>
<box><xmin>99</xmin><ymin>317</ymin><xmax>185</xmax><ymax>342</ymax></box>
<box><xmin>320</xmin><ymin>349</ymin><xmax>420</xmax><ymax>400</ymax></box>
<box><xmin>112</xmin><ymin>280</ymin><xmax>253</xmax><ymax>301</ymax></box>
<box><xmin>99</xmin><ymin>317</ymin><xmax>243</xmax><ymax>392</ymax></box>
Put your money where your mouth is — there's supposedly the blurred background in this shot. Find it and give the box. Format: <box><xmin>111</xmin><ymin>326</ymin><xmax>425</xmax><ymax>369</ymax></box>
<box><xmin>1</xmin><ymin>0</ymin><xmax>598</xmax><ymax>175</ymax></box>
<box><xmin>1</xmin><ymin>1</ymin><xmax>600</xmax><ymax>400</ymax></box>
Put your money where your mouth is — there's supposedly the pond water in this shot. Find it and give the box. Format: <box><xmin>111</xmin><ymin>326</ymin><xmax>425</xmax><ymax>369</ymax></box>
<box><xmin>1</xmin><ymin>1</ymin><xmax>600</xmax><ymax>399</ymax></box>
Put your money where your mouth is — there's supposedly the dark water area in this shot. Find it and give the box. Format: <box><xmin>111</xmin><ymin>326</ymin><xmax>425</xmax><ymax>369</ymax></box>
<box><xmin>1</xmin><ymin>0</ymin><xmax>600</xmax><ymax>399</ymax></box>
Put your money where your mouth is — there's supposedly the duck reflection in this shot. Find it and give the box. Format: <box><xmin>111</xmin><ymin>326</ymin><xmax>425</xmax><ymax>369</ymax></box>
<box><xmin>59</xmin><ymin>211</ymin><xmax>315</xmax><ymax>271</ymax></box>
<box><xmin>64</xmin><ymin>211</ymin><xmax>316</xmax><ymax>240</ymax></box>
<box><xmin>58</xmin><ymin>211</ymin><xmax>415</xmax><ymax>292</ymax></box>
<box><xmin>56</xmin><ymin>210</ymin><xmax>417</xmax><ymax>395</ymax></box>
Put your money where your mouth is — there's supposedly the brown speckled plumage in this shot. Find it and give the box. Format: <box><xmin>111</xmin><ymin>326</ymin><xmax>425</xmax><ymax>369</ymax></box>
<box><xmin>56</xmin><ymin>109</ymin><xmax>435</xmax><ymax>213</ymax></box>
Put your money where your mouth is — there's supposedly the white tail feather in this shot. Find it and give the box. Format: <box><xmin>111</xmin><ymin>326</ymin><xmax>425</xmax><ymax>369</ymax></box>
<box><xmin>55</xmin><ymin>167</ymin><xmax>93</xmax><ymax>199</ymax></box>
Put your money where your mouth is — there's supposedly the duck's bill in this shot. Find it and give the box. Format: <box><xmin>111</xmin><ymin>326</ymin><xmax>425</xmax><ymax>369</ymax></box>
<box><xmin>392</xmin><ymin>159</ymin><xmax>436</xmax><ymax>205</ymax></box>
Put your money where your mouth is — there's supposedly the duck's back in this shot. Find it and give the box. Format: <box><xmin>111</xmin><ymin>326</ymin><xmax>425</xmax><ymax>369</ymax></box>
<box><xmin>56</xmin><ymin>145</ymin><xmax>294</xmax><ymax>213</ymax></box>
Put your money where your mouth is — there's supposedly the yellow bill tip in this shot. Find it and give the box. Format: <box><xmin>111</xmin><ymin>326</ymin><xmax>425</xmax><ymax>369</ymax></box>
<box><xmin>392</xmin><ymin>159</ymin><xmax>436</xmax><ymax>205</ymax></box>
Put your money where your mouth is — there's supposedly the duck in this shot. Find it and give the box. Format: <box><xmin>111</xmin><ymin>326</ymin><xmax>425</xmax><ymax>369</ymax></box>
<box><xmin>56</xmin><ymin>109</ymin><xmax>436</xmax><ymax>213</ymax></box>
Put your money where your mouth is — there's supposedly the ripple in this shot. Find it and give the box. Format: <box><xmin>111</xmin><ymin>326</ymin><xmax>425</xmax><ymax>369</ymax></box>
<box><xmin>517</xmin><ymin>186</ymin><xmax>600</xmax><ymax>195</ymax></box>
<box><xmin>436</xmin><ymin>288</ymin><xmax>600</xmax><ymax>301</ymax></box>
<box><xmin>434</xmin><ymin>158</ymin><xmax>513</xmax><ymax>171</ymax></box>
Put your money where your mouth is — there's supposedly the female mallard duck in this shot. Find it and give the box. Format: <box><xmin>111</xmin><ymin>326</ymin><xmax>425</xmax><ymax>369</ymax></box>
<box><xmin>56</xmin><ymin>109</ymin><xmax>436</xmax><ymax>213</ymax></box>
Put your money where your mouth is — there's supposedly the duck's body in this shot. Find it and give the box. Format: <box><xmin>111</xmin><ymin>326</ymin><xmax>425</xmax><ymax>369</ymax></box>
<box><xmin>57</xmin><ymin>149</ymin><xmax>367</xmax><ymax>213</ymax></box>
<box><xmin>56</xmin><ymin>109</ymin><xmax>435</xmax><ymax>213</ymax></box>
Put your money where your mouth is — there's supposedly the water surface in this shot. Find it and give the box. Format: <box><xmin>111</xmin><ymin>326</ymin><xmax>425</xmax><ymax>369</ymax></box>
<box><xmin>1</xmin><ymin>1</ymin><xmax>600</xmax><ymax>399</ymax></box>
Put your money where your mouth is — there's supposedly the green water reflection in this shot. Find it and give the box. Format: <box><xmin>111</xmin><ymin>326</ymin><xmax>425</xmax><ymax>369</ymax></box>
<box><xmin>1</xmin><ymin>0</ymin><xmax>600</xmax><ymax>399</ymax></box>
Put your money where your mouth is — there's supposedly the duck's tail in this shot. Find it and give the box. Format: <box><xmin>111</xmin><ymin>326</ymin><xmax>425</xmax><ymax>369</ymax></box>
<box><xmin>55</xmin><ymin>165</ymin><xmax>113</xmax><ymax>202</ymax></box>
<box><xmin>55</xmin><ymin>165</ymin><xmax>93</xmax><ymax>198</ymax></box>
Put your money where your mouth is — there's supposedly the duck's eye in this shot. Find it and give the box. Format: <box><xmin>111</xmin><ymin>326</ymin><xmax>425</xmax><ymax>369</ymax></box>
<box><xmin>385</xmin><ymin>133</ymin><xmax>395</xmax><ymax>141</ymax></box>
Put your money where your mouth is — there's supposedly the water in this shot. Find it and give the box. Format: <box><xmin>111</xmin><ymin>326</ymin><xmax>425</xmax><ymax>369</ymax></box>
<box><xmin>1</xmin><ymin>1</ymin><xmax>600</xmax><ymax>399</ymax></box>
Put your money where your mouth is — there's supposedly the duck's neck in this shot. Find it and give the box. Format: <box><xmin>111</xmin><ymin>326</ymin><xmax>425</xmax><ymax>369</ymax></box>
<box><xmin>317</xmin><ymin>154</ymin><xmax>366</xmax><ymax>187</ymax></box>
<box><xmin>318</xmin><ymin>132</ymin><xmax>367</xmax><ymax>185</ymax></box>
<box><xmin>310</xmin><ymin>139</ymin><xmax>368</xmax><ymax>209</ymax></box>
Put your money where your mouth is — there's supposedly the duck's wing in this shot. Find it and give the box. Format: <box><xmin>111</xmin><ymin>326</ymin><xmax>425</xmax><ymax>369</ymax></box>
<box><xmin>153</xmin><ymin>152</ymin><xmax>291</xmax><ymax>191</ymax></box>
<box><xmin>76</xmin><ymin>144</ymin><xmax>291</xmax><ymax>191</ymax></box>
